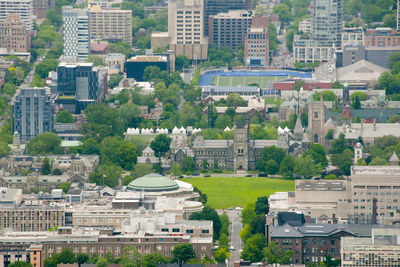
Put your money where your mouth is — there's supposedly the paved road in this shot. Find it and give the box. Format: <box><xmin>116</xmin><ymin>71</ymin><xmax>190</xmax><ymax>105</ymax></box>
<box><xmin>218</xmin><ymin>209</ymin><xmax>242</xmax><ymax>267</ymax></box>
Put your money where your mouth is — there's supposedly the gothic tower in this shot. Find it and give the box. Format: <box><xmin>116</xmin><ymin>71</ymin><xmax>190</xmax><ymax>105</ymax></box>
<box><xmin>233</xmin><ymin>119</ymin><xmax>250</xmax><ymax>171</ymax></box>
<box><xmin>308</xmin><ymin>95</ymin><xmax>325</xmax><ymax>145</ymax></box>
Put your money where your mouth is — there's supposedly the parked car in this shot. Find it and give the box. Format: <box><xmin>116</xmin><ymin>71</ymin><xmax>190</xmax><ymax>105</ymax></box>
<box><xmin>245</xmin><ymin>174</ymin><xmax>253</xmax><ymax>177</ymax></box>
<box><xmin>177</xmin><ymin>175</ymin><xmax>184</xmax><ymax>178</ymax></box>
<box><xmin>192</xmin><ymin>173</ymin><xmax>200</xmax><ymax>176</ymax></box>
<box><xmin>258</xmin><ymin>173</ymin><xmax>267</xmax><ymax>177</ymax></box>
<box><xmin>204</xmin><ymin>174</ymin><xmax>211</xmax><ymax>177</ymax></box>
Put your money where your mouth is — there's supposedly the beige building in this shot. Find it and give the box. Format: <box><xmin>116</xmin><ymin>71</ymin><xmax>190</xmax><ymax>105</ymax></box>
<box><xmin>167</xmin><ymin>0</ymin><xmax>208</xmax><ymax>60</ymax></box>
<box><xmin>341</xmin><ymin>228</ymin><xmax>400</xmax><ymax>266</ymax></box>
<box><xmin>0</xmin><ymin>0</ymin><xmax>33</xmax><ymax>31</ymax></box>
<box><xmin>0</xmin><ymin>14</ymin><xmax>30</xmax><ymax>52</ymax></box>
<box><xmin>270</xmin><ymin>164</ymin><xmax>400</xmax><ymax>224</ymax></box>
<box><xmin>89</xmin><ymin>6</ymin><xmax>132</xmax><ymax>44</ymax></box>
<box><xmin>104</xmin><ymin>53</ymin><xmax>125</xmax><ymax>72</ymax></box>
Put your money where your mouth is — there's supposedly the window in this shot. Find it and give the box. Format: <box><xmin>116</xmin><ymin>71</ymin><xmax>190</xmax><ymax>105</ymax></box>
<box><xmin>314</xmin><ymin>134</ymin><xmax>319</xmax><ymax>143</ymax></box>
<box><xmin>186</xmin><ymin>229</ymin><xmax>194</xmax><ymax>234</ymax></box>
<box><xmin>331</xmin><ymin>240</ymin><xmax>335</xmax><ymax>245</ymax></box>
<box><xmin>202</xmin><ymin>229</ymin><xmax>209</xmax><ymax>234</ymax></box>
<box><xmin>161</xmin><ymin>228</ymin><xmax>169</xmax><ymax>232</ymax></box>
<box><xmin>314</xmin><ymin>112</ymin><xmax>318</xmax><ymax>118</ymax></box>
<box><xmin>172</xmin><ymin>228</ymin><xmax>180</xmax><ymax>232</ymax></box>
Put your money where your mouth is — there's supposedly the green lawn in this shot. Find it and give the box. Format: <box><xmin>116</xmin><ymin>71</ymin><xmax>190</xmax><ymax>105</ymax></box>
<box><xmin>211</xmin><ymin>76</ymin><xmax>283</xmax><ymax>88</ymax></box>
<box><xmin>181</xmin><ymin>177</ymin><xmax>295</xmax><ymax>209</ymax></box>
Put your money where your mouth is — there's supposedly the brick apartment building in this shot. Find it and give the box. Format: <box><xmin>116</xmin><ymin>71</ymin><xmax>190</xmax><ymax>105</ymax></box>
<box><xmin>0</xmin><ymin>15</ymin><xmax>30</xmax><ymax>52</ymax></box>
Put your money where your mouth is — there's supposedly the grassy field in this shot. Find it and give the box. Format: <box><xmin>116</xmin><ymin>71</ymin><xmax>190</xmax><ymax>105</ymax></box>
<box><xmin>210</xmin><ymin>76</ymin><xmax>283</xmax><ymax>88</ymax></box>
<box><xmin>181</xmin><ymin>177</ymin><xmax>295</xmax><ymax>209</ymax></box>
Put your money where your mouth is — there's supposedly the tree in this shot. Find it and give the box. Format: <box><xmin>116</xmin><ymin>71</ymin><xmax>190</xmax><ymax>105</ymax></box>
<box><xmin>313</xmin><ymin>91</ymin><xmax>337</xmax><ymax>102</ymax></box>
<box><xmin>330</xmin><ymin>133</ymin><xmax>346</xmax><ymax>154</ymax></box>
<box><xmin>265</xmin><ymin>159</ymin><xmax>279</xmax><ymax>175</ymax></box>
<box><xmin>77</xmin><ymin>253</ymin><xmax>89</xmax><ymax>266</ymax></box>
<box><xmin>369</xmin><ymin>157</ymin><xmax>388</xmax><ymax>166</ymax></box>
<box><xmin>256</xmin><ymin>146</ymin><xmax>285</xmax><ymax>172</ymax></box>
<box><xmin>89</xmin><ymin>164</ymin><xmax>123</xmax><ymax>187</ymax></box>
<box><xmin>255</xmin><ymin>196</ymin><xmax>269</xmax><ymax>214</ymax></box>
<box><xmin>306</xmin><ymin>143</ymin><xmax>328</xmax><ymax>168</ymax></box>
<box><xmin>150</xmin><ymin>134</ymin><xmax>172</xmax><ymax>157</ymax></box>
<box><xmin>190</xmin><ymin>206</ymin><xmax>222</xmax><ymax>240</ymax></box>
<box><xmin>240</xmin><ymin>224</ymin><xmax>252</xmax><ymax>243</ymax></box>
<box><xmin>108</xmin><ymin>42</ymin><xmax>131</xmax><ymax>57</ymax></box>
<box><xmin>241</xmin><ymin>202</ymin><xmax>257</xmax><ymax>224</ymax></box>
<box><xmin>389</xmin><ymin>52</ymin><xmax>400</xmax><ymax>69</ymax></box>
<box><xmin>172</xmin><ymin>243</ymin><xmax>196</xmax><ymax>263</ymax></box>
<box><xmin>142</xmin><ymin>252</ymin><xmax>169</xmax><ymax>267</ymax></box>
<box><xmin>115</xmin><ymin>141</ymin><xmax>137</xmax><ymax>170</ymax></box>
<box><xmin>87</xmin><ymin>55</ymin><xmax>103</xmax><ymax>67</ymax></box>
<box><xmin>0</xmin><ymin>141</ymin><xmax>10</xmax><ymax>157</ymax></box>
<box><xmin>96</xmin><ymin>257</ymin><xmax>108</xmax><ymax>267</ymax></box>
<box><xmin>58</xmin><ymin>248</ymin><xmax>76</xmax><ymax>264</ymax></box>
<box><xmin>293</xmin><ymin>154</ymin><xmax>322</xmax><ymax>179</ymax></box>
<box><xmin>279</xmin><ymin>155</ymin><xmax>295</xmax><ymax>177</ymax></box>
<box><xmin>56</xmin><ymin>110</ymin><xmax>74</xmax><ymax>123</ymax></box>
<box><xmin>175</xmin><ymin>55</ymin><xmax>190</xmax><ymax>71</ymax></box>
<box><xmin>182</xmin><ymin>156</ymin><xmax>196</xmax><ymax>173</ymax></box>
<box><xmin>57</xmin><ymin>182</ymin><xmax>70</xmax><ymax>193</ymax></box>
<box><xmin>331</xmin><ymin>149</ymin><xmax>353</xmax><ymax>175</ymax></box>
<box><xmin>219</xmin><ymin>233</ymin><xmax>229</xmax><ymax>248</ymax></box>
<box><xmin>356</xmin><ymin>157</ymin><xmax>367</xmax><ymax>166</ymax></box>
<box><xmin>352</xmin><ymin>95</ymin><xmax>361</xmax><ymax>109</ymax></box>
<box><xmin>226</xmin><ymin>93</ymin><xmax>247</xmax><ymax>107</ymax></box>
<box><xmin>194</xmin><ymin>186</ymin><xmax>207</xmax><ymax>204</ymax></box>
<box><xmin>27</xmin><ymin>132</ymin><xmax>63</xmax><ymax>155</ymax></box>
<box><xmin>324</xmin><ymin>174</ymin><xmax>338</xmax><ymax>180</ymax></box>
<box><xmin>108</xmin><ymin>74</ymin><xmax>123</xmax><ymax>89</ymax></box>
<box><xmin>241</xmin><ymin>233</ymin><xmax>265</xmax><ymax>263</ymax></box>
<box><xmin>263</xmin><ymin>241</ymin><xmax>292</xmax><ymax>264</ymax></box>
<box><xmin>35</xmin><ymin>58</ymin><xmax>58</xmax><ymax>79</ymax></box>
<box><xmin>79</xmin><ymin>138</ymin><xmax>101</xmax><ymax>155</ymax></box>
<box><xmin>8</xmin><ymin>262</ymin><xmax>32</xmax><ymax>267</ymax></box>
<box><xmin>273</xmin><ymin>4</ymin><xmax>292</xmax><ymax>25</ymax></box>
<box><xmin>171</xmin><ymin>162</ymin><xmax>182</xmax><ymax>177</ymax></box>
<box><xmin>214</xmin><ymin>247</ymin><xmax>230</xmax><ymax>263</ymax></box>
<box><xmin>250</xmin><ymin>215</ymin><xmax>266</xmax><ymax>235</ymax></box>
<box><xmin>2</xmin><ymin>82</ymin><xmax>17</xmax><ymax>96</ymax></box>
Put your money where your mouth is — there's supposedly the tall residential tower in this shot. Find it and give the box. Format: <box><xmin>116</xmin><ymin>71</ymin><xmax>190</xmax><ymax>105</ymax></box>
<box><xmin>0</xmin><ymin>0</ymin><xmax>33</xmax><ymax>30</ymax></box>
<box><xmin>62</xmin><ymin>6</ymin><xmax>90</xmax><ymax>62</ymax></box>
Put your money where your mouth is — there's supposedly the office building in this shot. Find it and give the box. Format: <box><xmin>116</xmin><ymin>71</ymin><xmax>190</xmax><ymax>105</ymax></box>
<box><xmin>203</xmin><ymin>0</ymin><xmax>252</xmax><ymax>36</ymax></box>
<box><xmin>56</xmin><ymin>62</ymin><xmax>107</xmax><ymax>113</ymax></box>
<box><xmin>208</xmin><ymin>10</ymin><xmax>253</xmax><ymax>50</ymax></box>
<box><xmin>293</xmin><ymin>0</ymin><xmax>342</xmax><ymax>63</ymax></box>
<box><xmin>89</xmin><ymin>5</ymin><xmax>132</xmax><ymax>44</ymax></box>
<box><xmin>13</xmin><ymin>88</ymin><xmax>54</xmax><ymax>142</ymax></box>
<box><xmin>341</xmin><ymin>228</ymin><xmax>400</xmax><ymax>266</ymax></box>
<box><xmin>168</xmin><ymin>0</ymin><xmax>208</xmax><ymax>60</ymax></box>
<box><xmin>365</xmin><ymin>27</ymin><xmax>400</xmax><ymax>48</ymax></box>
<box><xmin>32</xmin><ymin>0</ymin><xmax>54</xmax><ymax>19</ymax></box>
<box><xmin>311</xmin><ymin>0</ymin><xmax>342</xmax><ymax>48</ymax></box>
<box><xmin>62</xmin><ymin>6</ymin><xmax>89</xmax><ymax>62</ymax></box>
<box><xmin>244</xmin><ymin>16</ymin><xmax>269</xmax><ymax>66</ymax></box>
<box><xmin>341</xmin><ymin>27</ymin><xmax>364</xmax><ymax>48</ymax></box>
<box><xmin>0</xmin><ymin>0</ymin><xmax>33</xmax><ymax>31</ymax></box>
<box><xmin>0</xmin><ymin>15</ymin><xmax>30</xmax><ymax>52</ymax></box>
<box><xmin>125</xmin><ymin>55</ymin><xmax>168</xmax><ymax>81</ymax></box>
<box><xmin>88</xmin><ymin>0</ymin><xmax>123</xmax><ymax>8</ymax></box>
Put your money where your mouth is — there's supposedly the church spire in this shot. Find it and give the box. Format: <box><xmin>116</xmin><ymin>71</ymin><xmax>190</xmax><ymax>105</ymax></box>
<box><xmin>294</xmin><ymin>116</ymin><xmax>303</xmax><ymax>141</ymax></box>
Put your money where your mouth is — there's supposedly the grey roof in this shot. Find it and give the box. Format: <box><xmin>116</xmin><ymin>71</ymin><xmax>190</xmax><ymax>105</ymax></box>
<box><xmin>270</xmin><ymin>223</ymin><xmax>304</xmax><ymax>238</ymax></box>
<box><xmin>325</xmin><ymin>108</ymin><xmax>400</xmax><ymax>123</ymax></box>
<box><xmin>202</xmin><ymin>86</ymin><xmax>259</xmax><ymax>93</ymax></box>
<box><xmin>389</xmin><ymin>151</ymin><xmax>400</xmax><ymax>163</ymax></box>
<box><xmin>294</xmin><ymin>116</ymin><xmax>303</xmax><ymax>134</ymax></box>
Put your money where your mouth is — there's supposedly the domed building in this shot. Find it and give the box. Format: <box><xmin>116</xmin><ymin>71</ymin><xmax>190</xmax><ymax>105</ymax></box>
<box><xmin>126</xmin><ymin>173</ymin><xmax>198</xmax><ymax>200</ymax></box>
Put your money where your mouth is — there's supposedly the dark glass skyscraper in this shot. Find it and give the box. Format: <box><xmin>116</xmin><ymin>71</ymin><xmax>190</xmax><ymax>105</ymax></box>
<box><xmin>203</xmin><ymin>0</ymin><xmax>252</xmax><ymax>36</ymax></box>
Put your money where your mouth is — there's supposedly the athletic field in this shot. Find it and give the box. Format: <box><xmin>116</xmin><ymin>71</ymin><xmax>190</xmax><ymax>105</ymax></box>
<box><xmin>211</xmin><ymin>75</ymin><xmax>283</xmax><ymax>87</ymax></box>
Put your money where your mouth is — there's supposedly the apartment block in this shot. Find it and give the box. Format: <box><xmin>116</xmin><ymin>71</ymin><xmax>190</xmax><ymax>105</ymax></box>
<box><xmin>62</xmin><ymin>6</ymin><xmax>89</xmax><ymax>62</ymax></box>
<box><xmin>0</xmin><ymin>15</ymin><xmax>30</xmax><ymax>52</ymax></box>
<box><xmin>168</xmin><ymin>0</ymin><xmax>208</xmax><ymax>60</ymax></box>
<box><xmin>244</xmin><ymin>16</ymin><xmax>269</xmax><ymax>66</ymax></box>
<box><xmin>56</xmin><ymin>62</ymin><xmax>107</xmax><ymax>113</ymax></box>
<box><xmin>13</xmin><ymin>88</ymin><xmax>54</xmax><ymax>142</ymax></box>
<box><xmin>32</xmin><ymin>0</ymin><xmax>54</xmax><ymax>19</ymax></box>
<box><xmin>208</xmin><ymin>10</ymin><xmax>253</xmax><ymax>50</ymax></box>
<box><xmin>341</xmin><ymin>228</ymin><xmax>400</xmax><ymax>266</ymax></box>
<box><xmin>0</xmin><ymin>0</ymin><xmax>33</xmax><ymax>31</ymax></box>
<box><xmin>203</xmin><ymin>0</ymin><xmax>252</xmax><ymax>36</ymax></box>
<box><xmin>89</xmin><ymin>5</ymin><xmax>132</xmax><ymax>44</ymax></box>
<box><xmin>88</xmin><ymin>0</ymin><xmax>123</xmax><ymax>8</ymax></box>
<box><xmin>365</xmin><ymin>27</ymin><xmax>400</xmax><ymax>48</ymax></box>
<box><xmin>342</xmin><ymin>27</ymin><xmax>364</xmax><ymax>48</ymax></box>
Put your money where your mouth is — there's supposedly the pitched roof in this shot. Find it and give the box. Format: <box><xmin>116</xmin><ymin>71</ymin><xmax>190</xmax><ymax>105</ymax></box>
<box><xmin>389</xmin><ymin>151</ymin><xmax>400</xmax><ymax>163</ymax></box>
<box><xmin>337</xmin><ymin>60</ymin><xmax>389</xmax><ymax>82</ymax></box>
<box><xmin>294</xmin><ymin>116</ymin><xmax>303</xmax><ymax>134</ymax></box>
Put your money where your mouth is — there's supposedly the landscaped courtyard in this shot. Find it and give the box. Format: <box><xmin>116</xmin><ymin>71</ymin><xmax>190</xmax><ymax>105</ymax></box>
<box><xmin>181</xmin><ymin>176</ymin><xmax>295</xmax><ymax>209</ymax></box>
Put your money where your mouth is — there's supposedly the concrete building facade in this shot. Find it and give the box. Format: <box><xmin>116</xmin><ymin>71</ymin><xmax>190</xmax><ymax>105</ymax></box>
<box><xmin>0</xmin><ymin>0</ymin><xmax>33</xmax><ymax>31</ymax></box>
<box><xmin>203</xmin><ymin>0</ymin><xmax>252</xmax><ymax>36</ymax></box>
<box><xmin>244</xmin><ymin>16</ymin><xmax>269</xmax><ymax>66</ymax></box>
<box><xmin>168</xmin><ymin>0</ymin><xmax>208</xmax><ymax>60</ymax></box>
<box><xmin>62</xmin><ymin>7</ymin><xmax>90</xmax><ymax>62</ymax></box>
<box><xmin>208</xmin><ymin>10</ymin><xmax>253</xmax><ymax>50</ymax></box>
<box><xmin>89</xmin><ymin>6</ymin><xmax>132</xmax><ymax>44</ymax></box>
<box><xmin>32</xmin><ymin>0</ymin><xmax>54</xmax><ymax>19</ymax></box>
<box><xmin>13</xmin><ymin>88</ymin><xmax>54</xmax><ymax>142</ymax></box>
<box><xmin>0</xmin><ymin>15</ymin><xmax>30</xmax><ymax>52</ymax></box>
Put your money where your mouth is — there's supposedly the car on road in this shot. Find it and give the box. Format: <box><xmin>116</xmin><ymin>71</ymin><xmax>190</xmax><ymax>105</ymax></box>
<box><xmin>230</xmin><ymin>246</ymin><xmax>235</xmax><ymax>250</ymax></box>
<box><xmin>245</xmin><ymin>174</ymin><xmax>253</xmax><ymax>177</ymax></box>
<box><xmin>204</xmin><ymin>174</ymin><xmax>211</xmax><ymax>177</ymax></box>
<box><xmin>258</xmin><ymin>173</ymin><xmax>267</xmax><ymax>177</ymax></box>
<box><xmin>192</xmin><ymin>173</ymin><xmax>200</xmax><ymax>176</ymax></box>
<box><xmin>177</xmin><ymin>175</ymin><xmax>184</xmax><ymax>178</ymax></box>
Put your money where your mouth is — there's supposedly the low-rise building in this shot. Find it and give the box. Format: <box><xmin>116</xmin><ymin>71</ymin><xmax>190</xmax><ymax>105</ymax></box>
<box><xmin>0</xmin><ymin>14</ymin><xmax>30</xmax><ymax>52</ymax></box>
<box><xmin>125</xmin><ymin>55</ymin><xmax>169</xmax><ymax>82</ymax></box>
<box><xmin>341</xmin><ymin>27</ymin><xmax>364</xmax><ymax>48</ymax></box>
<box><xmin>104</xmin><ymin>53</ymin><xmax>125</xmax><ymax>73</ymax></box>
<box><xmin>341</xmin><ymin>228</ymin><xmax>400</xmax><ymax>266</ymax></box>
<box><xmin>201</xmin><ymin>86</ymin><xmax>260</xmax><ymax>100</ymax></box>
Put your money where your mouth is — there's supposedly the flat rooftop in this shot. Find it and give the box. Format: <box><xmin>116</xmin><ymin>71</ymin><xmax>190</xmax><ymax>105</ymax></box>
<box><xmin>127</xmin><ymin>55</ymin><xmax>167</xmax><ymax>62</ymax></box>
